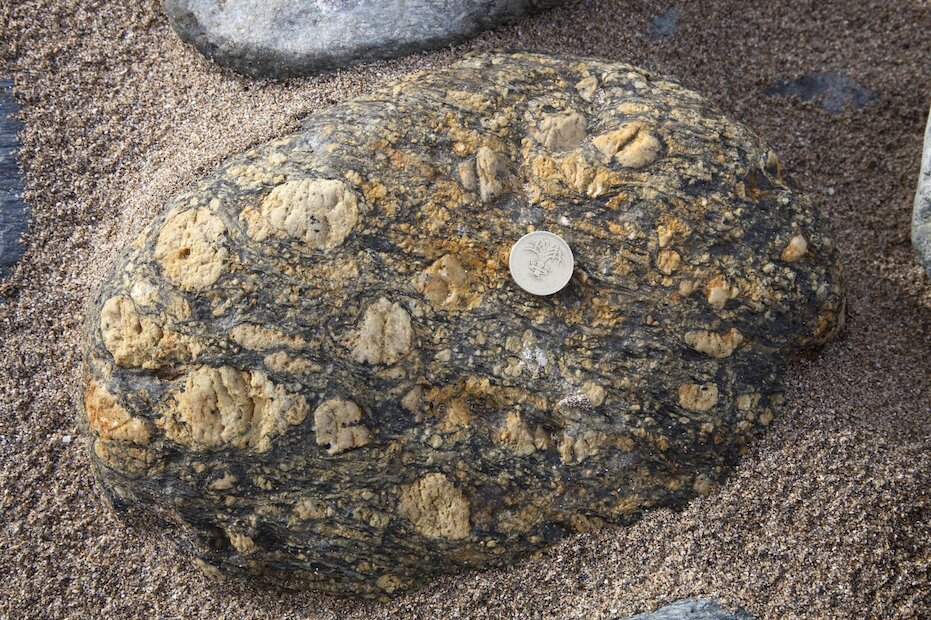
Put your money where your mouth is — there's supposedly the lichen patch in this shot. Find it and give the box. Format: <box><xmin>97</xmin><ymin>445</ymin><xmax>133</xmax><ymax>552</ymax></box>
<box><xmin>397</xmin><ymin>473</ymin><xmax>470</xmax><ymax>540</ymax></box>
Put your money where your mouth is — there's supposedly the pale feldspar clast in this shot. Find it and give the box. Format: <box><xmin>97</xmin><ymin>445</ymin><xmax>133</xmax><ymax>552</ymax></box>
<box><xmin>80</xmin><ymin>52</ymin><xmax>845</xmax><ymax>597</ymax></box>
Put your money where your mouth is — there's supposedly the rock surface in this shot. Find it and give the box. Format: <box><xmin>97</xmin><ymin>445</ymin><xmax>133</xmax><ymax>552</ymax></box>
<box><xmin>80</xmin><ymin>52</ymin><xmax>846</xmax><ymax>597</ymax></box>
<box><xmin>0</xmin><ymin>78</ymin><xmax>28</xmax><ymax>278</ymax></box>
<box><xmin>623</xmin><ymin>598</ymin><xmax>755</xmax><ymax>620</ymax></box>
<box><xmin>162</xmin><ymin>0</ymin><xmax>566</xmax><ymax>78</ymax></box>
<box><xmin>913</xmin><ymin>108</ymin><xmax>931</xmax><ymax>279</ymax></box>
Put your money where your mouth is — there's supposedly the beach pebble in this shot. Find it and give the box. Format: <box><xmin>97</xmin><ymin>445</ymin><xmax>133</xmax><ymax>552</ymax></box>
<box><xmin>80</xmin><ymin>52</ymin><xmax>845</xmax><ymax>597</ymax></box>
<box><xmin>648</xmin><ymin>7</ymin><xmax>678</xmax><ymax>39</ymax></box>
<box><xmin>623</xmin><ymin>598</ymin><xmax>756</xmax><ymax>620</ymax></box>
<box><xmin>162</xmin><ymin>0</ymin><xmax>566</xmax><ymax>77</ymax></box>
<box><xmin>912</xmin><ymin>107</ymin><xmax>931</xmax><ymax>279</ymax></box>
<box><xmin>765</xmin><ymin>71</ymin><xmax>876</xmax><ymax>113</ymax></box>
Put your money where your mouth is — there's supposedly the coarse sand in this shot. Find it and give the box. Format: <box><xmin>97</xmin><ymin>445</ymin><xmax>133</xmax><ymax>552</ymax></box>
<box><xmin>0</xmin><ymin>1</ymin><xmax>929</xmax><ymax>618</ymax></box>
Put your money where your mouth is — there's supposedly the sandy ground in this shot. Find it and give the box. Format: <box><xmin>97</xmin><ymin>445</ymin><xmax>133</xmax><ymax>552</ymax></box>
<box><xmin>0</xmin><ymin>1</ymin><xmax>929</xmax><ymax>618</ymax></box>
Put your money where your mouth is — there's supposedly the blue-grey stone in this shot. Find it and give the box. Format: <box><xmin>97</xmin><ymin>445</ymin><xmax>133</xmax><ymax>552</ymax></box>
<box><xmin>162</xmin><ymin>0</ymin><xmax>567</xmax><ymax>78</ymax></box>
<box><xmin>0</xmin><ymin>78</ymin><xmax>28</xmax><ymax>279</ymax></box>
<box><xmin>913</xmin><ymin>107</ymin><xmax>931</xmax><ymax>279</ymax></box>
<box><xmin>623</xmin><ymin>598</ymin><xmax>756</xmax><ymax>620</ymax></box>
<box><xmin>764</xmin><ymin>71</ymin><xmax>876</xmax><ymax>113</ymax></box>
<box><xmin>649</xmin><ymin>7</ymin><xmax>678</xmax><ymax>39</ymax></box>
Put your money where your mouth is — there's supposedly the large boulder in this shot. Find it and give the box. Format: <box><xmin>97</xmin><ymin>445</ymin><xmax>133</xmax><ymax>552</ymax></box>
<box><xmin>162</xmin><ymin>0</ymin><xmax>566</xmax><ymax>78</ymax></box>
<box><xmin>80</xmin><ymin>52</ymin><xmax>846</xmax><ymax>597</ymax></box>
<box><xmin>913</xmin><ymin>108</ymin><xmax>931</xmax><ymax>279</ymax></box>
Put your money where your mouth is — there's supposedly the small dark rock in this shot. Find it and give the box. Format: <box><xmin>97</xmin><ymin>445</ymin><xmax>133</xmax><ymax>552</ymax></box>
<box><xmin>649</xmin><ymin>7</ymin><xmax>678</xmax><ymax>39</ymax></box>
<box><xmin>623</xmin><ymin>598</ymin><xmax>756</xmax><ymax>620</ymax></box>
<box><xmin>764</xmin><ymin>71</ymin><xmax>876</xmax><ymax>113</ymax></box>
<box><xmin>0</xmin><ymin>78</ymin><xmax>28</xmax><ymax>279</ymax></box>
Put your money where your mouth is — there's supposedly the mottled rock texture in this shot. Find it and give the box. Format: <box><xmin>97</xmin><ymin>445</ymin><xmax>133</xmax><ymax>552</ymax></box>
<box><xmin>623</xmin><ymin>598</ymin><xmax>755</xmax><ymax>620</ymax></box>
<box><xmin>80</xmin><ymin>52</ymin><xmax>846</xmax><ymax>597</ymax></box>
<box><xmin>162</xmin><ymin>0</ymin><xmax>566</xmax><ymax>78</ymax></box>
<box><xmin>0</xmin><ymin>78</ymin><xmax>28</xmax><ymax>278</ymax></box>
<box><xmin>913</xmin><ymin>108</ymin><xmax>931</xmax><ymax>279</ymax></box>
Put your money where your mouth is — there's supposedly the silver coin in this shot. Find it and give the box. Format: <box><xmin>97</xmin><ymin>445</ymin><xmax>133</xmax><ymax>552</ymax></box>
<box><xmin>508</xmin><ymin>231</ymin><xmax>574</xmax><ymax>296</ymax></box>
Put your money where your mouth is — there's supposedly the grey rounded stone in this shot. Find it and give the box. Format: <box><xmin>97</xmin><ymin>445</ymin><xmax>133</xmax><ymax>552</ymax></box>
<box><xmin>162</xmin><ymin>0</ymin><xmax>566</xmax><ymax>78</ymax></box>
<box><xmin>623</xmin><ymin>598</ymin><xmax>756</xmax><ymax>620</ymax></box>
<box><xmin>648</xmin><ymin>7</ymin><xmax>678</xmax><ymax>40</ymax></box>
<box><xmin>913</xmin><ymin>108</ymin><xmax>931</xmax><ymax>279</ymax></box>
<box><xmin>764</xmin><ymin>71</ymin><xmax>876</xmax><ymax>114</ymax></box>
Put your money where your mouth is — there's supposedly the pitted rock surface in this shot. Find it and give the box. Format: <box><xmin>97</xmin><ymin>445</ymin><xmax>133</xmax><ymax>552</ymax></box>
<box><xmin>80</xmin><ymin>52</ymin><xmax>846</xmax><ymax>597</ymax></box>
<box><xmin>162</xmin><ymin>0</ymin><xmax>566</xmax><ymax>78</ymax></box>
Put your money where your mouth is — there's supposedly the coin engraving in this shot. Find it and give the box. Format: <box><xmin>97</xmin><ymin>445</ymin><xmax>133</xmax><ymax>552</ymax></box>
<box><xmin>509</xmin><ymin>231</ymin><xmax>574</xmax><ymax>296</ymax></box>
<box><xmin>524</xmin><ymin>238</ymin><xmax>568</xmax><ymax>280</ymax></box>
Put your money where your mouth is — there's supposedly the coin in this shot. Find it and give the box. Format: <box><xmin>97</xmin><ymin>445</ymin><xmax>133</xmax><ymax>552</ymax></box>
<box><xmin>508</xmin><ymin>231</ymin><xmax>574</xmax><ymax>296</ymax></box>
